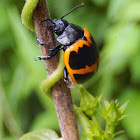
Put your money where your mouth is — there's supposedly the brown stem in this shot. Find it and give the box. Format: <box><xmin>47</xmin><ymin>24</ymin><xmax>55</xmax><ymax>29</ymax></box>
<box><xmin>33</xmin><ymin>0</ymin><xmax>79</xmax><ymax>140</ymax></box>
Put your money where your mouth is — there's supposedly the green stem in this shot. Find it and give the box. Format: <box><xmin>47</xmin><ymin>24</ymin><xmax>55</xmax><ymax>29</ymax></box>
<box><xmin>91</xmin><ymin>114</ymin><xmax>100</xmax><ymax>130</ymax></box>
<box><xmin>105</xmin><ymin>123</ymin><xmax>115</xmax><ymax>134</ymax></box>
<box><xmin>22</xmin><ymin>0</ymin><xmax>65</xmax><ymax>97</ymax></box>
<box><xmin>74</xmin><ymin>105</ymin><xmax>92</xmax><ymax>134</ymax></box>
<box><xmin>40</xmin><ymin>51</ymin><xmax>65</xmax><ymax>97</ymax></box>
<box><xmin>21</xmin><ymin>0</ymin><xmax>39</xmax><ymax>32</ymax></box>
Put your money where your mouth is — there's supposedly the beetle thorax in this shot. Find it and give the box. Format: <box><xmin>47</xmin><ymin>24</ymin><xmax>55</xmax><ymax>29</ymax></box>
<box><xmin>53</xmin><ymin>19</ymin><xmax>69</xmax><ymax>35</ymax></box>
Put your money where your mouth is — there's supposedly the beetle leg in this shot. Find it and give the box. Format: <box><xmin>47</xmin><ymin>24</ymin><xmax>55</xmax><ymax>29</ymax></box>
<box><xmin>35</xmin><ymin>38</ymin><xmax>61</xmax><ymax>51</ymax></box>
<box><xmin>64</xmin><ymin>67</ymin><xmax>69</xmax><ymax>84</ymax></box>
<box><xmin>35</xmin><ymin>38</ymin><xmax>62</xmax><ymax>60</ymax></box>
<box><xmin>35</xmin><ymin>38</ymin><xmax>49</xmax><ymax>50</ymax></box>
<box><xmin>34</xmin><ymin>46</ymin><xmax>62</xmax><ymax>60</ymax></box>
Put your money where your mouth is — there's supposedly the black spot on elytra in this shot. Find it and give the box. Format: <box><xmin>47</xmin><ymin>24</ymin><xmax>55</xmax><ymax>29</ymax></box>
<box><xmin>73</xmin><ymin>72</ymin><xmax>94</xmax><ymax>83</ymax></box>
<box><xmin>69</xmin><ymin>43</ymin><xmax>99</xmax><ymax>70</ymax></box>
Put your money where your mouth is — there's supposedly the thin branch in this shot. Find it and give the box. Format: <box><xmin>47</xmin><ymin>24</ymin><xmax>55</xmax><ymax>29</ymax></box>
<box><xmin>33</xmin><ymin>0</ymin><xmax>79</xmax><ymax>140</ymax></box>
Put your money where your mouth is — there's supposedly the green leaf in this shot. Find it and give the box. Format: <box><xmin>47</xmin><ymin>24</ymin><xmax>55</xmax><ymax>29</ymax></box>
<box><xmin>19</xmin><ymin>129</ymin><xmax>60</xmax><ymax>140</ymax></box>
<box><xmin>104</xmin><ymin>100</ymin><xmax>110</xmax><ymax>111</ymax></box>
<box><xmin>79</xmin><ymin>85</ymin><xmax>100</xmax><ymax>116</ymax></box>
<box><xmin>119</xmin><ymin>100</ymin><xmax>129</xmax><ymax>114</ymax></box>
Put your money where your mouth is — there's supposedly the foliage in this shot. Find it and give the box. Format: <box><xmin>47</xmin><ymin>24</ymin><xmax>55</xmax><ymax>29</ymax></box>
<box><xmin>74</xmin><ymin>85</ymin><xmax>128</xmax><ymax>140</ymax></box>
<box><xmin>0</xmin><ymin>0</ymin><xmax>140</xmax><ymax>140</ymax></box>
<box><xmin>19</xmin><ymin>129</ymin><xmax>62</xmax><ymax>140</ymax></box>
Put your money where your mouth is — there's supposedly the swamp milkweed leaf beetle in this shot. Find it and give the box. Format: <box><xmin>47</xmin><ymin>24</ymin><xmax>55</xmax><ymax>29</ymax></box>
<box><xmin>35</xmin><ymin>3</ymin><xmax>100</xmax><ymax>84</ymax></box>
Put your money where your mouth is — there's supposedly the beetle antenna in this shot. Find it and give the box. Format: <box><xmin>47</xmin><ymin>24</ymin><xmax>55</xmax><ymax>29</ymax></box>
<box><xmin>61</xmin><ymin>3</ymin><xmax>84</xmax><ymax>19</ymax></box>
<box><xmin>41</xmin><ymin>19</ymin><xmax>55</xmax><ymax>25</ymax></box>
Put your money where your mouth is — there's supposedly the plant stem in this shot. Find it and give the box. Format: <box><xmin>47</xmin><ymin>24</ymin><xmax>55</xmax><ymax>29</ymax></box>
<box><xmin>91</xmin><ymin>114</ymin><xmax>100</xmax><ymax>130</ymax></box>
<box><xmin>74</xmin><ymin>105</ymin><xmax>92</xmax><ymax>134</ymax></box>
<box><xmin>105</xmin><ymin>123</ymin><xmax>115</xmax><ymax>134</ymax></box>
<box><xmin>33</xmin><ymin>0</ymin><xmax>79</xmax><ymax>140</ymax></box>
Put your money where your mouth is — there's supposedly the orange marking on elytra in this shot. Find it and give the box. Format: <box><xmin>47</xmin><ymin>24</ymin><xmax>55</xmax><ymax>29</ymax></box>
<box><xmin>83</xmin><ymin>28</ymin><xmax>92</xmax><ymax>44</ymax></box>
<box><xmin>64</xmin><ymin>28</ymin><xmax>98</xmax><ymax>84</ymax></box>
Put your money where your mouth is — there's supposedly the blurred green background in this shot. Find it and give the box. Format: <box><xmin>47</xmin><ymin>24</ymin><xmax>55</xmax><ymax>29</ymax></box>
<box><xmin>0</xmin><ymin>0</ymin><xmax>140</xmax><ymax>140</ymax></box>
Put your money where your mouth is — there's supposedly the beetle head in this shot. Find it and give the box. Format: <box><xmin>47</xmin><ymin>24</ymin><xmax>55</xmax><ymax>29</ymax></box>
<box><xmin>52</xmin><ymin>19</ymin><xmax>68</xmax><ymax>35</ymax></box>
<box><xmin>41</xmin><ymin>4</ymin><xmax>84</xmax><ymax>35</ymax></box>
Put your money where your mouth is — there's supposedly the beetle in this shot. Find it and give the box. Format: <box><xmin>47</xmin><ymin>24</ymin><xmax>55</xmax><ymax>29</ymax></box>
<box><xmin>35</xmin><ymin>3</ymin><xmax>100</xmax><ymax>84</ymax></box>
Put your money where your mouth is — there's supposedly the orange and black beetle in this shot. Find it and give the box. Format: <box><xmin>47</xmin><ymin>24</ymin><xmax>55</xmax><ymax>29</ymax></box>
<box><xmin>35</xmin><ymin>3</ymin><xmax>100</xmax><ymax>84</ymax></box>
